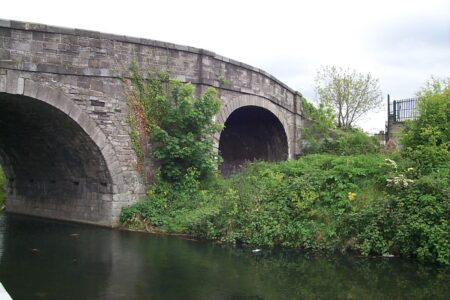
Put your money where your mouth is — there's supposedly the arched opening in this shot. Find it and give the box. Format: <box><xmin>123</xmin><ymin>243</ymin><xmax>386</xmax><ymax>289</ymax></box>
<box><xmin>218</xmin><ymin>106</ymin><xmax>288</xmax><ymax>176</ymax></box>
<box><xmin>0</xmin><ymin>92</ymin><xmax>113</xmax><ymax>223</ymax></box>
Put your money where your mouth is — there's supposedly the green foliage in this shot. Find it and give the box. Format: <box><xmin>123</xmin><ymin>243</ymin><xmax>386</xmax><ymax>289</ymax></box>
<box><xmin>348</xmin><ymin>157</ymin><xmax>449</xmax><ymax>264</ymax></box>
<box><xmin>301</xmin><ymin>97</ymin><xmax>319</xmax><ymax>119</ymax></box>
<box><xmin>121</xmin><ymin>168</ymin><xmax>221</xmax><ymax>232</ymax></box>
<box><xmin>300</xmin><ymin>97</ymin><xmax>380</xmax><ymax>155</ymax></box>
<box><xmin>303</xmin><ymin>126</ymin><xmax>381</xmax><ymax>155</ymax></box>
<box><xmin>121</xmin><ymin>75</ymin><xmax>448</xmax><ymax>265</ymax></box>
<box><xmin>122</xmin><ymin>62</ymin><xmax>223</xmax><ymax>231</ymax></box>
<box><xmin>128</xmin><ymin>63</ymin><xmax>222</xmax><ymax>182</ymax></box>
<box><xmin>121</xmin><ymin>153</ymin><xmax>449</xmax><ymax>265</ymax></box>
<box><xmin>401</xmin><ymin>77</ymin><xmax>450</xmax><ymax>174</ymax></box>
<box><xmin>223</xmin><ymin>155</ymin><xmax>388</xmax><ymax>250</ymax></box>
<box><xmin>0</xmin><ymin>167</ymin><xmax>5</xmax><ymax>210</ymax></box>
<box><xmin>301</xmin><ymin>100</ymin><xmax>336</xmax><ymax>152</ymax></box>
<box><xmin>320</xmin><ymin>128</ymin><xmax>381</xmax><ymax>155</ymax></box>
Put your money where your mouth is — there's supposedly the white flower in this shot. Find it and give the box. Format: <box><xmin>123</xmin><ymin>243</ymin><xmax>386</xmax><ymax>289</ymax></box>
<box><xmin>386</xmin><ymin>174</ymin><xmax>414</xmax><ymax>188</ymax></box>
<box><xmin>385</xmin><ymin>159</ymin><xmax>398</xmax><ymax>169</ymax></box>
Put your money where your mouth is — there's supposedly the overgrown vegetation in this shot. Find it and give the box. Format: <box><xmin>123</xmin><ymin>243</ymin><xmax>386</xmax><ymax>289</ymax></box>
<box><xmin>0</xmin><ymin>167</ymin><xmax>5</xmax><ymax>210</ymax></box>
<box><xmin>122</xmin><ymin>75</ymin><xmax>449</xmax><ymax>265</ymax></box>
<box><xmin>122</xmin><ymin>153</ymin><xmax>448</xmax><ymax>265</ymax></box>
<box><xmin>127</xmin><ymin>63</ymin><xmax>222</xmax><ymax>182</ymax></box>
<box><xmin>401</xmin><ymin>77</ymin><xmax>450</xmax><ymax>174</ymax></box>
<box><xmin>301</xmin><ymin>99</ymin><xmax>381</xmax><ymax>155</ymax></box>
<box><xmin>124</xmin><ymin>64</ymin><xmax>222</xmax><ymax>228</ymax></box>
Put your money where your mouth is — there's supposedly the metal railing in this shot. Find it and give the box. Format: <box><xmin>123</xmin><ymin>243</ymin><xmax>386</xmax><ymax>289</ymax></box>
<box><xmin>388</xmin><ymin>96</ymin><xmax>418</xmax><ymax>122</ymax></box>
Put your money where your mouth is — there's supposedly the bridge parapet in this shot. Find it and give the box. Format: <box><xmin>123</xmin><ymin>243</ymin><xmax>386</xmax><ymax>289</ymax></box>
<box><xmin>0</xmin><ymin>19</ymin><xmax>301</xmax><ymax>114</ymax></box>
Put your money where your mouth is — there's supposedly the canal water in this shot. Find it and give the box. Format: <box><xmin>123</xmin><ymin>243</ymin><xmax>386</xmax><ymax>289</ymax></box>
<box><xmin>0</xmin><ymin>213</ymin><xmax>448</xmax><ymax>300</ymax></box>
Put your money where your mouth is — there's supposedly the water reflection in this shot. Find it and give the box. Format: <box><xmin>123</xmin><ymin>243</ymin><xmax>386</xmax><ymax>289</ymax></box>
<box><xmin>0</xmin><ymin>214</ymin><xmax>448</xmax><ymax>300</ymax></box>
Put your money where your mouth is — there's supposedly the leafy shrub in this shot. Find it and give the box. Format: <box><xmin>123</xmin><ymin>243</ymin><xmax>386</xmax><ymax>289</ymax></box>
<box><xmin>320</xmin><ymin>128</ymin><xmax>381</xmax><ymax>155</ymax></box>
<box><xmin>121</xmin><ymin>75</ymin><xmax>449</xmax><ymax>265</ymax></box>
<box><xmin>122</xmin><ymin>153</ymin><xmax>449</xmax><ymax>264</ymax></box>
<box><xmin>347</xmin><ymin>158</ymin><xmax>449</xmax><ymax>264</ymax></box>
<box><xmin>121</xmin><ymin>168</ymin><xmax>222</xmax><ymax>232</ymax></box>
<box><xmin>301</xmin><ymin>101</ymin><xmax>336</xmax><ymax>153</ymax></box>
<box><xmin>122</xmin><ymin>63</ymin><xmax>224</xmax><ymax>232</ymax></box>
<box><xmin>128</xmin><ymin>63</ymin><xmax>222</xmax><ymax>182</ymax></box>
<box><xmin>401</xmin><ymin>77</ymin><xmax>450</xmax><ymax>174</ymax></box>
<box><xmin>300</xmin><ymin>98</ymin><xmax>380</xmax><ymax>155</ymax></box>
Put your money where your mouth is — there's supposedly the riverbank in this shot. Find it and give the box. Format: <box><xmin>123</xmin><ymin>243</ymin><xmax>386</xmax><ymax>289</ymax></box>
<box><xmin>121</xmin><ymin>153</ymin><xmax>449</xmax><ymax>265</ymax></box>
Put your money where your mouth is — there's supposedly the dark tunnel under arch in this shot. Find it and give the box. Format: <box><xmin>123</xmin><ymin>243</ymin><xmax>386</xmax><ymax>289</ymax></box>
<box><xmin>218</xmin><ymin>105</ymin><xmax>288</xmax><ymax>176</ymax></box>
<box><xmin>0</xmin><ymin>92</ymin><xmax>114</xmax><ymax>223</ymax></box>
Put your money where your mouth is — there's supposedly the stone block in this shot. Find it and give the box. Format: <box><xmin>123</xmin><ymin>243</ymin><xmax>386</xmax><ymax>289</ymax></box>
<box><xmin>0</xmin><ymin>19</ymin><xmax>11</xmax><ymax>27</ymax></box>
<box><xmin>5</xmin><ymin>69</ymin><xmax>19</xmax><ymax>94</ymax></box>
<box><xmin>0</xmin><ymin>74</ymin><xmax>6</xmax><ymax>91</ymax></box>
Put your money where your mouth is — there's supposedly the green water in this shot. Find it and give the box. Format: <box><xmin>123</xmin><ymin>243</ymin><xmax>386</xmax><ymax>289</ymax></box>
<box><xmin>0</xmin><ymin>213</ymin><xmax>448</xmax><ymax>300</ymax></box>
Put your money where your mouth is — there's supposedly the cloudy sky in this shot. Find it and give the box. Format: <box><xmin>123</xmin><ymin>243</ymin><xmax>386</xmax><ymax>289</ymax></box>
<box><xmin>2</xmin><ymin>0</ymin><xmax>449</xmax><ymax>132</ymax></box>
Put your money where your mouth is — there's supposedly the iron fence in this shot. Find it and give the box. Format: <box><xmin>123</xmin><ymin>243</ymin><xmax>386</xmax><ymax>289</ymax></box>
<box><xmin>388</xmin><ymin>97</ymin><xmax>418</xmax><ymax>122</ymax></box>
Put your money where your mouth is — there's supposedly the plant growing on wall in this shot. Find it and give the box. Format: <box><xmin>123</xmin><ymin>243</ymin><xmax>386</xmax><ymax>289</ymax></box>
<box><xmin>127</xmin><ymin>63</ymin><xmax>223</xmax><ymax>182</ymax></box>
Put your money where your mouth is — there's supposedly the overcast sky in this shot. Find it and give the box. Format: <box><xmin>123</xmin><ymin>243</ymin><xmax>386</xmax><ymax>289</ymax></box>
<box><xmin>2</xmin><ymin>0</ymin><xmax>449</xmax><ymax>132</ymax></box>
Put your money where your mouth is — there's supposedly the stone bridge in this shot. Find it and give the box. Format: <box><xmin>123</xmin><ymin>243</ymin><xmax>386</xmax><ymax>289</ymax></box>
<box><xmin>0</xmin><ymin>19</ymin><xmax>308</xmax><ymax>226</ymax></box>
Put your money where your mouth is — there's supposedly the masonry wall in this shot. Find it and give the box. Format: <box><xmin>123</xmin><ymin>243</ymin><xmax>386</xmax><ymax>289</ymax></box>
<box><xmin>0</xmin><ymin>19</ymin><xmax>305</xmax><ymax>225</ymax></box>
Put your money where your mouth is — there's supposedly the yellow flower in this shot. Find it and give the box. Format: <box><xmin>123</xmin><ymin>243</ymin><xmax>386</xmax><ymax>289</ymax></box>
<box><xmin>348</xmin><ymin>192</ymin><xmax>357</xmax><ymax>201</ymax></box>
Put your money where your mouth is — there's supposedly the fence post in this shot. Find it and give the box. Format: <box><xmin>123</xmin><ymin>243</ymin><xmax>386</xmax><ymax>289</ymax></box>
<box><xmin>387</xmin><ymin>94</ymin><xmax>390</xmax><ymax>116</ymax></box>
<box><xmin>393</xmin><ymin>100</ymin><xmax>397</xmax><ymax>122</ymax></box>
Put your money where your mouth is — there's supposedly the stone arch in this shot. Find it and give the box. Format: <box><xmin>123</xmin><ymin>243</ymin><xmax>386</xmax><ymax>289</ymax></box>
<box><xmin>215</xmin><ymin>95</ymin><xmax>290</xmax><ymax>175</ymax></box>
<box><xmin>0</xmin><ymin>73</ymin><xmax>125</xmax><ymax>225</ymax></box>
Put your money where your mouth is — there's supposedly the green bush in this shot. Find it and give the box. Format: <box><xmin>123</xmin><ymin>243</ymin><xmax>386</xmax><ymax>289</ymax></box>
<box><xmin>321</xmin><ymin>128</ymin><xmax>381</xmax><ymax>155</ymax></box>
<box><xmin>121</xmin><ymin>168</ymin><xmax>221</xmax><ymax>232</ymax></box>
<box><xmin>202</xmin><ymin>155</ymin><xmax>388</xmax><ymax>249</ymax></box>
<box><xmin>300</xmin><ymin>98</ymin><xmax>380</xmax><ymax>155</ymax></box>
<box><xmin>121</xmin><ymin>76</ymin><xmax>449</xmax><ymax>265</ymax></box>
<box><xmin>301</xmin><ymin>101</ymin><xmax>336</xmax><ymax>153</ymax></box>
<box><xmin>121</xmin><ymin>153</ymin><xmax>449</xmax><ymax>265</ymax></box>
<box><xmin>128</xmin><ymin>64</ymin><xmax>222</xmax><ymax>182</ymax></box>
<box><xmin>123</xmin><ymin>64</ymin><xmax>223</xmax><ymax>229</ymax></box>
<box><xmin>347</xmin><ymin>158</ymin><xmax>449</xmax><ymax>264</ymax></box>
<box><xmin>401</xmin><ymin>77</ymin><xmax>450</xmax><ymax>174</ymax></box>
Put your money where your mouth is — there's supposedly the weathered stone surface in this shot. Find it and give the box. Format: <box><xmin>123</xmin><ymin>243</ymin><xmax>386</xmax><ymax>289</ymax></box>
<box><xmin>0</xmin><ymin>19</ymin><xmax>308</xmax><ymax>226</ymax></box>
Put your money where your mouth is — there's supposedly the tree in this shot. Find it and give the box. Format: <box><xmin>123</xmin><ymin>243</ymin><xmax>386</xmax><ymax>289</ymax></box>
<box><xmin>315</xmin><ymin>66</ymin><xmax>382</xmax><ymax>128</ymax></box>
